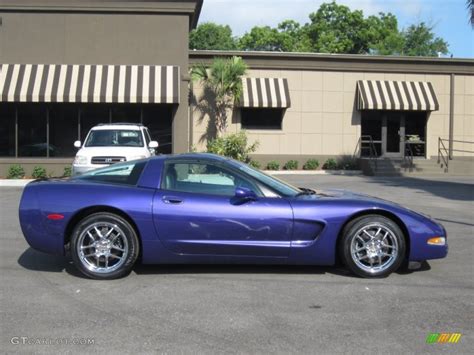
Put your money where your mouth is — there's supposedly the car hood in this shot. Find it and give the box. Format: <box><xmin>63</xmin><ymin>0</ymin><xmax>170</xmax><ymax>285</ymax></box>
<box><xmin>76</xmin><ymin>146</ymin><xmax>146</xmax><ymax>157</ymax></box>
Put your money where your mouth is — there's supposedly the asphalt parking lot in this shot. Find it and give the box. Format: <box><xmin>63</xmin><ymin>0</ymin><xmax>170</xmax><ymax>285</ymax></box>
<box><xmin>1</xmin><ymin>175</ymin><xmax>473</xmax><ymax>354</ymax></box>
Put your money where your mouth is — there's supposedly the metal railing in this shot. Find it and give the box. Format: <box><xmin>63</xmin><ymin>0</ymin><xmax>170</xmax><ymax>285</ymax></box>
<box><xmin>355</xmin><ymin>135</ymin><xmax>378</xmax><ymax>172</ymax></box>
<box><xmin>404</xmin><ymin>142</ymin><xmax>414</xmax><ymax>168</ymax></box>
<box><xmin>438</xmin><ymin>138</ymin><xmax>474</xmax><ymax>173</ymax></box>
<box><xmin>438</xmin><ymin>138</ymin><xmax>450</xmax><ymax>172</ymax></box>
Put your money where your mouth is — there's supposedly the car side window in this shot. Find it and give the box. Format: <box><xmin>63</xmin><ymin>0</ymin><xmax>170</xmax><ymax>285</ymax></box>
<box><xmin>143</xmin><ymin>128</ymin><xmax>151</xmax><ymax>146</ymax></box>
<box><xmin>162</xmin><ymin>161</ymin><xmax>260</xmax><ymax>197</ymax></box>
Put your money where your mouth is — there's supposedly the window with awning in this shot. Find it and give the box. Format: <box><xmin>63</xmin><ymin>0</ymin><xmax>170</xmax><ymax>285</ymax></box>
<box><xmin>240</xmin><ymin>78</ymin><xmax>291</xmax><ymax>108</ymax></box>
<box><xmin>357</xmin><ymin>80</ymin><xmax>439</xmax><ymax>111</ymax></box>
<box><xmin>0</xmin><ymin>64</ymin><xmax>180</xmax><ymax>104</ymax></box>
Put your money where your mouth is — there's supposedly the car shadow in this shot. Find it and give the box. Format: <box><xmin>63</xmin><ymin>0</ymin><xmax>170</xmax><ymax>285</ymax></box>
<box><xmin>18</xmin><ymin>247</ymin><xmax>431</xmax><ymax>279</ymax></box>
<box><xmin>17</xmin><ymin>247</ymin><xmax>84</xmax><ymax>278</ymax></box>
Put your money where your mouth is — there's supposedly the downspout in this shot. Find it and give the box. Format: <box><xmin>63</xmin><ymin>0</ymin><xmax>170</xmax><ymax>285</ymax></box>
<box><xmin>449</xmin><ymin>73</ymin><xmax>455</xmax><ymax>160</ymax></box>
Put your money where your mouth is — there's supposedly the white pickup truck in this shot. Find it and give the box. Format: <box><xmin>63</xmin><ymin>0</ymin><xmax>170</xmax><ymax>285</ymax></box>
<box><xmin>72</xmin><ymin>123</ymin><xmax>158</xmax><ymax>176</ymax></box>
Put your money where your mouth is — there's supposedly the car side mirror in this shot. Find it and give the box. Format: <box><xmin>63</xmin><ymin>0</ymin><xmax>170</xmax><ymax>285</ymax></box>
<box><xmin>74</xmin><ymin>140</ymin><xmax>82</xmax><ymax>148</ymax></box>
<box><xmin>234</xmin><ymin>187</ymin><xmax>257</xmax><ymax>201</ymax></box>
<box><xmin>149</xmin><ymin>141</ymin><xmax>159</xmax><ymax>149</ymax></box>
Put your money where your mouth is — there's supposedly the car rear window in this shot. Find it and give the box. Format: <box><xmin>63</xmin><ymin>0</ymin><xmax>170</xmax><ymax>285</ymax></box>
<box><xmin>75</xmin><ymin>160</ymin><xmax>147</xmax><ymax>185</ymax></box>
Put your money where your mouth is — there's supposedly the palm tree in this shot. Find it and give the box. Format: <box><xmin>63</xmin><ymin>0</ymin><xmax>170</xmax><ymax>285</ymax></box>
<box><xmin>191</xmin><ymin>56</ymin><xmax>247</xmax><ymax>135</ymax></box>
<box><xmin>469</xmin><ymin>0</ymin><xmax>474</xmax><ymax>27</ymax></box>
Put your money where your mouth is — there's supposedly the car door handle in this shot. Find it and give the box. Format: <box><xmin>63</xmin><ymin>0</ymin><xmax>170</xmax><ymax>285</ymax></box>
<box><xmin>162</xmin><ymin>196</ymin><xmax>183</xmax><ymax>204</ymax></box>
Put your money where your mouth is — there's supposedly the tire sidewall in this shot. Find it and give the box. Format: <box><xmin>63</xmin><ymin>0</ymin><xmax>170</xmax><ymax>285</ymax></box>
<box><xmin>71</xmin><ymin>212</ymin><xmax>139</xmax><ymax>280</ymax></box>
<box><xmin>341</xmin><ymin>215</ymin><xmax>406</xmax><ymax>278</ymax></box>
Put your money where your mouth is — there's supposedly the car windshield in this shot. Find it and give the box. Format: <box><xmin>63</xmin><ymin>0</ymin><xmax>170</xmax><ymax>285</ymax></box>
<box><xmin>85</xmin><ymin>130</ymin><xmax>144</xmax><ymax>147</ymax></box>
<box><xmin>233</xmin><ymin>161</ymin><xmax>301</xmax><ymax>197</ymax></box>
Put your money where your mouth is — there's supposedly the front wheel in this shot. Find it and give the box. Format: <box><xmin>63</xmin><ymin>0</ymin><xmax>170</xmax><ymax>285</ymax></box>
<box><xmin>71</xmin><ymin>212</ymin><xmax>139</xmax><ymax>280</ymax></box>
<box><xmin>340</xmin><ymin>215</ymin><xmax>406</xmax><ymax>278</ymax></box>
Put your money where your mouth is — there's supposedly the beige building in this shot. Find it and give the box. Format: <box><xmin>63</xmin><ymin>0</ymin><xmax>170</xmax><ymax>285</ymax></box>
<box><xmin>190</xmin><ymin>51</ymin><xmax>474</xmax><ymax>170</ymax></box>
<box><xmin>0</xmin><ymin>1</ymin><xmax>473</xmax><ymax>176</ymax></box>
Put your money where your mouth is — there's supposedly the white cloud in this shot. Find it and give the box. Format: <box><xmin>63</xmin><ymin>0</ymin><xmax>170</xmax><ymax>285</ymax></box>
<box><xmin>198</xmin><ymin>0</ymin><xmax>431</xmax><ymax>35</ymax></box>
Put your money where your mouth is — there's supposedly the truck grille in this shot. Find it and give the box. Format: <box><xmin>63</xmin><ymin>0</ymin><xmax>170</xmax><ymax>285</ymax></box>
<box><xmin>91</xmin><ymin>156</ymin><xmax>126</xmax><ymax>165</ymax></box>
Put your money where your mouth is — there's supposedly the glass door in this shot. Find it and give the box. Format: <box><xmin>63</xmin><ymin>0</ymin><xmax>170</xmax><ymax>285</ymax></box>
<box><xmin>382</xmin><ymin>114</ymin><xmax>405</xmax><ymax>158</ymax></box>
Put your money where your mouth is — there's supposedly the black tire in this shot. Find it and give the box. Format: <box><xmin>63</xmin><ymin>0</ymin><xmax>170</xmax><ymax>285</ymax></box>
<box><xmin>70</xmin><ymin>212</ymin><xmax>139</xmax><ymax>280</ymax></box>
<box><xmin>340</xmin><ymin>215</ymin><xmax>406</xmax><ymax>278</ymax></box>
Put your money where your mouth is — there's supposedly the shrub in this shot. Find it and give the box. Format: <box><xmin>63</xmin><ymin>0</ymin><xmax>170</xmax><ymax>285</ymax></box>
<box><xmin>337</xmin><ymin>155</ymin><xmax>359</xmax><ymax>170</ymax></box>
<box><xmin>207</xmin><ymin>131</ymin><xmax>259</xmax><ymax>163</ymax></box>
<box><xmin>7</xmin><ymin>165</ymin><xmax>25</xmax><ymax>179</ymax></box>
<box><xmin>63</xmin><ymin>166</ymin><xmax>72</xmax><ymax>177</ymax></box>
<box><xmin>32</xmin><ymin>166</ymin><xmax>47</xmax><ymax>179</ymax></box>
<box><xmin>266</xmin><ymin>161</ymin><xmax>280</xmax><ymax>170</ymax></box>
<box><xmin>248</xmin><ymin>160</ymin><xmax>261</xmax><ymax>169</ymax></box>
<box><xmin>284</xmin><ymin>160</ymin><xmax>298</xmax><ymax>170</ymax></box>
<box><xmin>323</xmin><ymin>158</ymin><xmax>338</xmax><ymax>170</ymax></box>
<box><xmin>303</xmin><ymin>159</ymin><xmax>319</xmax><ymax>170</ymax></box>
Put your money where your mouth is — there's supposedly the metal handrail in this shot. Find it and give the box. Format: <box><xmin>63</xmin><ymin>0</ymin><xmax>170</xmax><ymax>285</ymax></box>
<box><xmin>404</xmin><ymin>143</ymin><xmax>414</xmax><ymax>168</ymax></box>
<box><xmin>438</xmin><ymin>138</ymin><xmax>450</xmax><ymax>172</ymax></box>
<box><xmin>356</xmin><ymin>135</ymin><xmax>378</xmax><ymax>172</ymax></box>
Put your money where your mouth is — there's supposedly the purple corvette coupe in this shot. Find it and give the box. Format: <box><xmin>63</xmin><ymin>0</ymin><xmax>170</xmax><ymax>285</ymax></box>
<box><xmin>19</xmin><ymin>153</ymin><xmax>447</xmax><ymax>279</ymax></box>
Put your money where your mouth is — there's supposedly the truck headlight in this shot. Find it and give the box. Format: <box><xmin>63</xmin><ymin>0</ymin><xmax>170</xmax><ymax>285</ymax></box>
<box><xmin>129</xmin><ymin>156</ymin><xmax>146</xmax><ymax>161</ymax></box>
<box><xmin>73</xmin><ymin>156</ymin><xmax>88</xmax><ymax>165</ymax></box>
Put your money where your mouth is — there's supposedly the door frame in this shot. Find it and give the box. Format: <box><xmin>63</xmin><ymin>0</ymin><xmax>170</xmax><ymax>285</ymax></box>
<box><xmin>382</xmin><ymin>113</ymin><xmax>405</xmax><ymax>158</ymax></box>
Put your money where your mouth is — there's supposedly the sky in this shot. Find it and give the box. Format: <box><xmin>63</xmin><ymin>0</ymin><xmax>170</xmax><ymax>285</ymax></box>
<box><xmin>198</xmin><ymin>0</ymin><xmax>474</xmax><ymax>58</ymax></box>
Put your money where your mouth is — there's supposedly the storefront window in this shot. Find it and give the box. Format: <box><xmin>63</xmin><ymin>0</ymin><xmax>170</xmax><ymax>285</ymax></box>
<box><xmin>142</xmin><ymin>105</ymin><xmax>173</xmax><ymax>154</ymax></box>
<box><xmin>18</xmin><ymin>104</ymin><xmax>47</xmax><ymax>157</ymax></box>
<box><xmin>80</xmin><ymin>105</ymin><xmax>110</xmax><ymax>141</ymax></box>
<box><xmin>0</xmin><ymin>104</ymin><xmax>16</xmax><ymax>157</ymax></box>
<box><xmin>241</xmin><ymin>109</ymin><xmax>283</xmax><ymax>130</ymax></box>
<box><xmin>361</xmin><ymin>112</ymin><xmax>382</xmax><ymax>157</ymax></box>
<box><xmin>112</xmin><ymin>105</ymin><xmax>141</xmax><ymax>123</ymax></box>
<box><xmin>49</xmin><ymin>104</ymin><xmax>79</xmax><ymax>157</ymax></box>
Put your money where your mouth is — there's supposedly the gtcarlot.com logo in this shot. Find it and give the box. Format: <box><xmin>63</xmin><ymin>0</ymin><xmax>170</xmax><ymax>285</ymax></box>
<box><xmin>426</xmin><ymin>333</ymin><xmax>462</xmax><ymax>344</ymax></box>
<box><xmin>11</xmin><ymin>336</ymin><xmax>95</xmax><ymax>346</ymax></box>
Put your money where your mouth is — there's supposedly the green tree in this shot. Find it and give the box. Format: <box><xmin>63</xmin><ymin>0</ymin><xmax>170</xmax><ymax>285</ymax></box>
<box><xmin>191</xmin><ymin>56</ymin><xmax>247</xmax><ymax>135</ymax></box>
<box><xmin>305</xmin><ymin>2</ymin><xmax>368</xmax><ymax>54</ymax></box>
<box><xmin>189</xmin><ymin>22</ymin><xmax>237</xmax><ymax>50</ymax></box>
<box><xmin>401</xmin><ymin>22</ymin><xmax>449</xmax><ymax>56</ymax></box>
<box><xmin>239</xmin><ymin>20</ymin><xmax>311</xmax><ymax>52</ymax></box>
<box><xmin>365</xmin><ymin>13</ymin><xmax>404</xmax><ymax>55</ymax></box>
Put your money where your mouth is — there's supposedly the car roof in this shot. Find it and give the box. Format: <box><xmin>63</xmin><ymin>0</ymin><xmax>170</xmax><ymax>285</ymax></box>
<box><xmin>91</xmin><ymin>124</ymin><xmax>143</xmax><ymax>131</ymax></box>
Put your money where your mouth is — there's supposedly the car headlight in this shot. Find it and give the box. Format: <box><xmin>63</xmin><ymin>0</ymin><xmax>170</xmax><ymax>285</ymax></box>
<box><xmin>73</xmin><ymin>156</ymin><xmax>88</xmax><ymax>165</ymax></box>
<box><xmin>129</xmin><ymin>156</ymin><xmax>146</xmax><ymax>161</ymax></box>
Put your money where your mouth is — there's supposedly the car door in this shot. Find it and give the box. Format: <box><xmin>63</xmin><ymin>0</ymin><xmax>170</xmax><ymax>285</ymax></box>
<box><xmin>152</xmin><ymin>160</ymin><xmax>293</xmax><ymax>257</ymax></box>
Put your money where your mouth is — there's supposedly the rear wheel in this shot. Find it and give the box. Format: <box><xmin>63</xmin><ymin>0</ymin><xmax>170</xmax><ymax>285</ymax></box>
<box><xmin>70</xmin><ymin>212</ymin><xmax>139</xmax><ymax>280</ymax></box>
<box><xmin>340</xmin><ymin>215</ymin><xmax>406</xmax><ymax>278</ymax></box>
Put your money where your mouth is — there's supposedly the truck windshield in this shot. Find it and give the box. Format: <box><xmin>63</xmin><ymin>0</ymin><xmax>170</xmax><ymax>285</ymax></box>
<box><xmin>85</xmin><ymin>130</ymin><xmax>144</xmax><ymax>147</ymax></box>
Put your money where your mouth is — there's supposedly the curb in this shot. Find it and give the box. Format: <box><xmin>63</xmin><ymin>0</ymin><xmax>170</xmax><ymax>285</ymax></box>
<box><xmin>265</xmin><ymin>170</ymin><xmax>363</xmax><ymax>176</ymax></box>
<box><xmin>0</xmin><ymin>179</ymin><xmax>34</xmax><ymax>187</ymax></box>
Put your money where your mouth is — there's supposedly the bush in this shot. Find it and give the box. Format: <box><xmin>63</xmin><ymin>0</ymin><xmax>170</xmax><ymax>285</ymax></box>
<box><xmin>337</xmin><ymin>155</ymin><xmax>359</xmax><ymax>170</ymax></box>
<box><xmin>207</xmin><ymin>131</ymin><xmax>259</xmax><ymax>163</ymax></box>
<box><xmin>266</xmin><ymin>161</ymin><xmax>280</xmax><ymax>170</ymax></box>
<box><xmin>284</xmin><ymin>160</ymin><xmax>298</xmax><ymax>170</ymax></box>
<box><xmin>32</xmin><ymin>166</ymin><xmax>47</xmax><ymax>179</ymax></box>
<box><xmin>323</xmin><ymin>158</ymin><xmax>338</xmax><ymax>170</ymax></box>
<box><xmin>63</xmin><ymin>166</ymin><xmax>72</xmax><ymax>177</ymax></box>
<box><xmin>303</xmin><ymin>159</ymin><xmax>319</xmax><ymax>170</ymax></box>
<box><xmin>7</xmin><ymin>165</ymin><xmax>25</xmax><ymax>179</ymax></box>
<box><xmin>248</xmin><ymin>160</ymin><xmax>261</xmax><ymax>169</ymax></box>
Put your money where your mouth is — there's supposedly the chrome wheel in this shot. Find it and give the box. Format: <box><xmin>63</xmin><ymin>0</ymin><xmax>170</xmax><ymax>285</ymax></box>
<box><xmin>350</xmin><ymin>223</ymin><xmax>399</xmax><ymax>274</ymax></box>
<box><xmin>77</xmin><ymin>222</ymin><xmax>129</xmax><ymax>274</ymax></box>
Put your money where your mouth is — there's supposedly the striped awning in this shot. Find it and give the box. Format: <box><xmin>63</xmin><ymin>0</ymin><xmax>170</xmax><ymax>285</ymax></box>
<box><xmin>0</xmin><ymin>64</ymin><xmax>180</xmax><ymax>104</ymax></box>
<box><xmin>357</xmin><ymin>80</ymin><xmax>439</xmax><ymax>111</ymax></box>
<box><xmin>240</xmin><ymin>78</ymin><xmax>291</xmax><ymax>108</ymax></box>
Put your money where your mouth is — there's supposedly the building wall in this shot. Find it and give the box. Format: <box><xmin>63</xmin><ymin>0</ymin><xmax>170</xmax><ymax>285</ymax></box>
<box><xmin>190</xmin><ymin>52</ymin><xmax>474</xmax><ymax>163</ymax></box>
<box><xmin>0</xmin><ymin>9</ymin><xmax>192</xmax><ymax>154</ymax></box>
